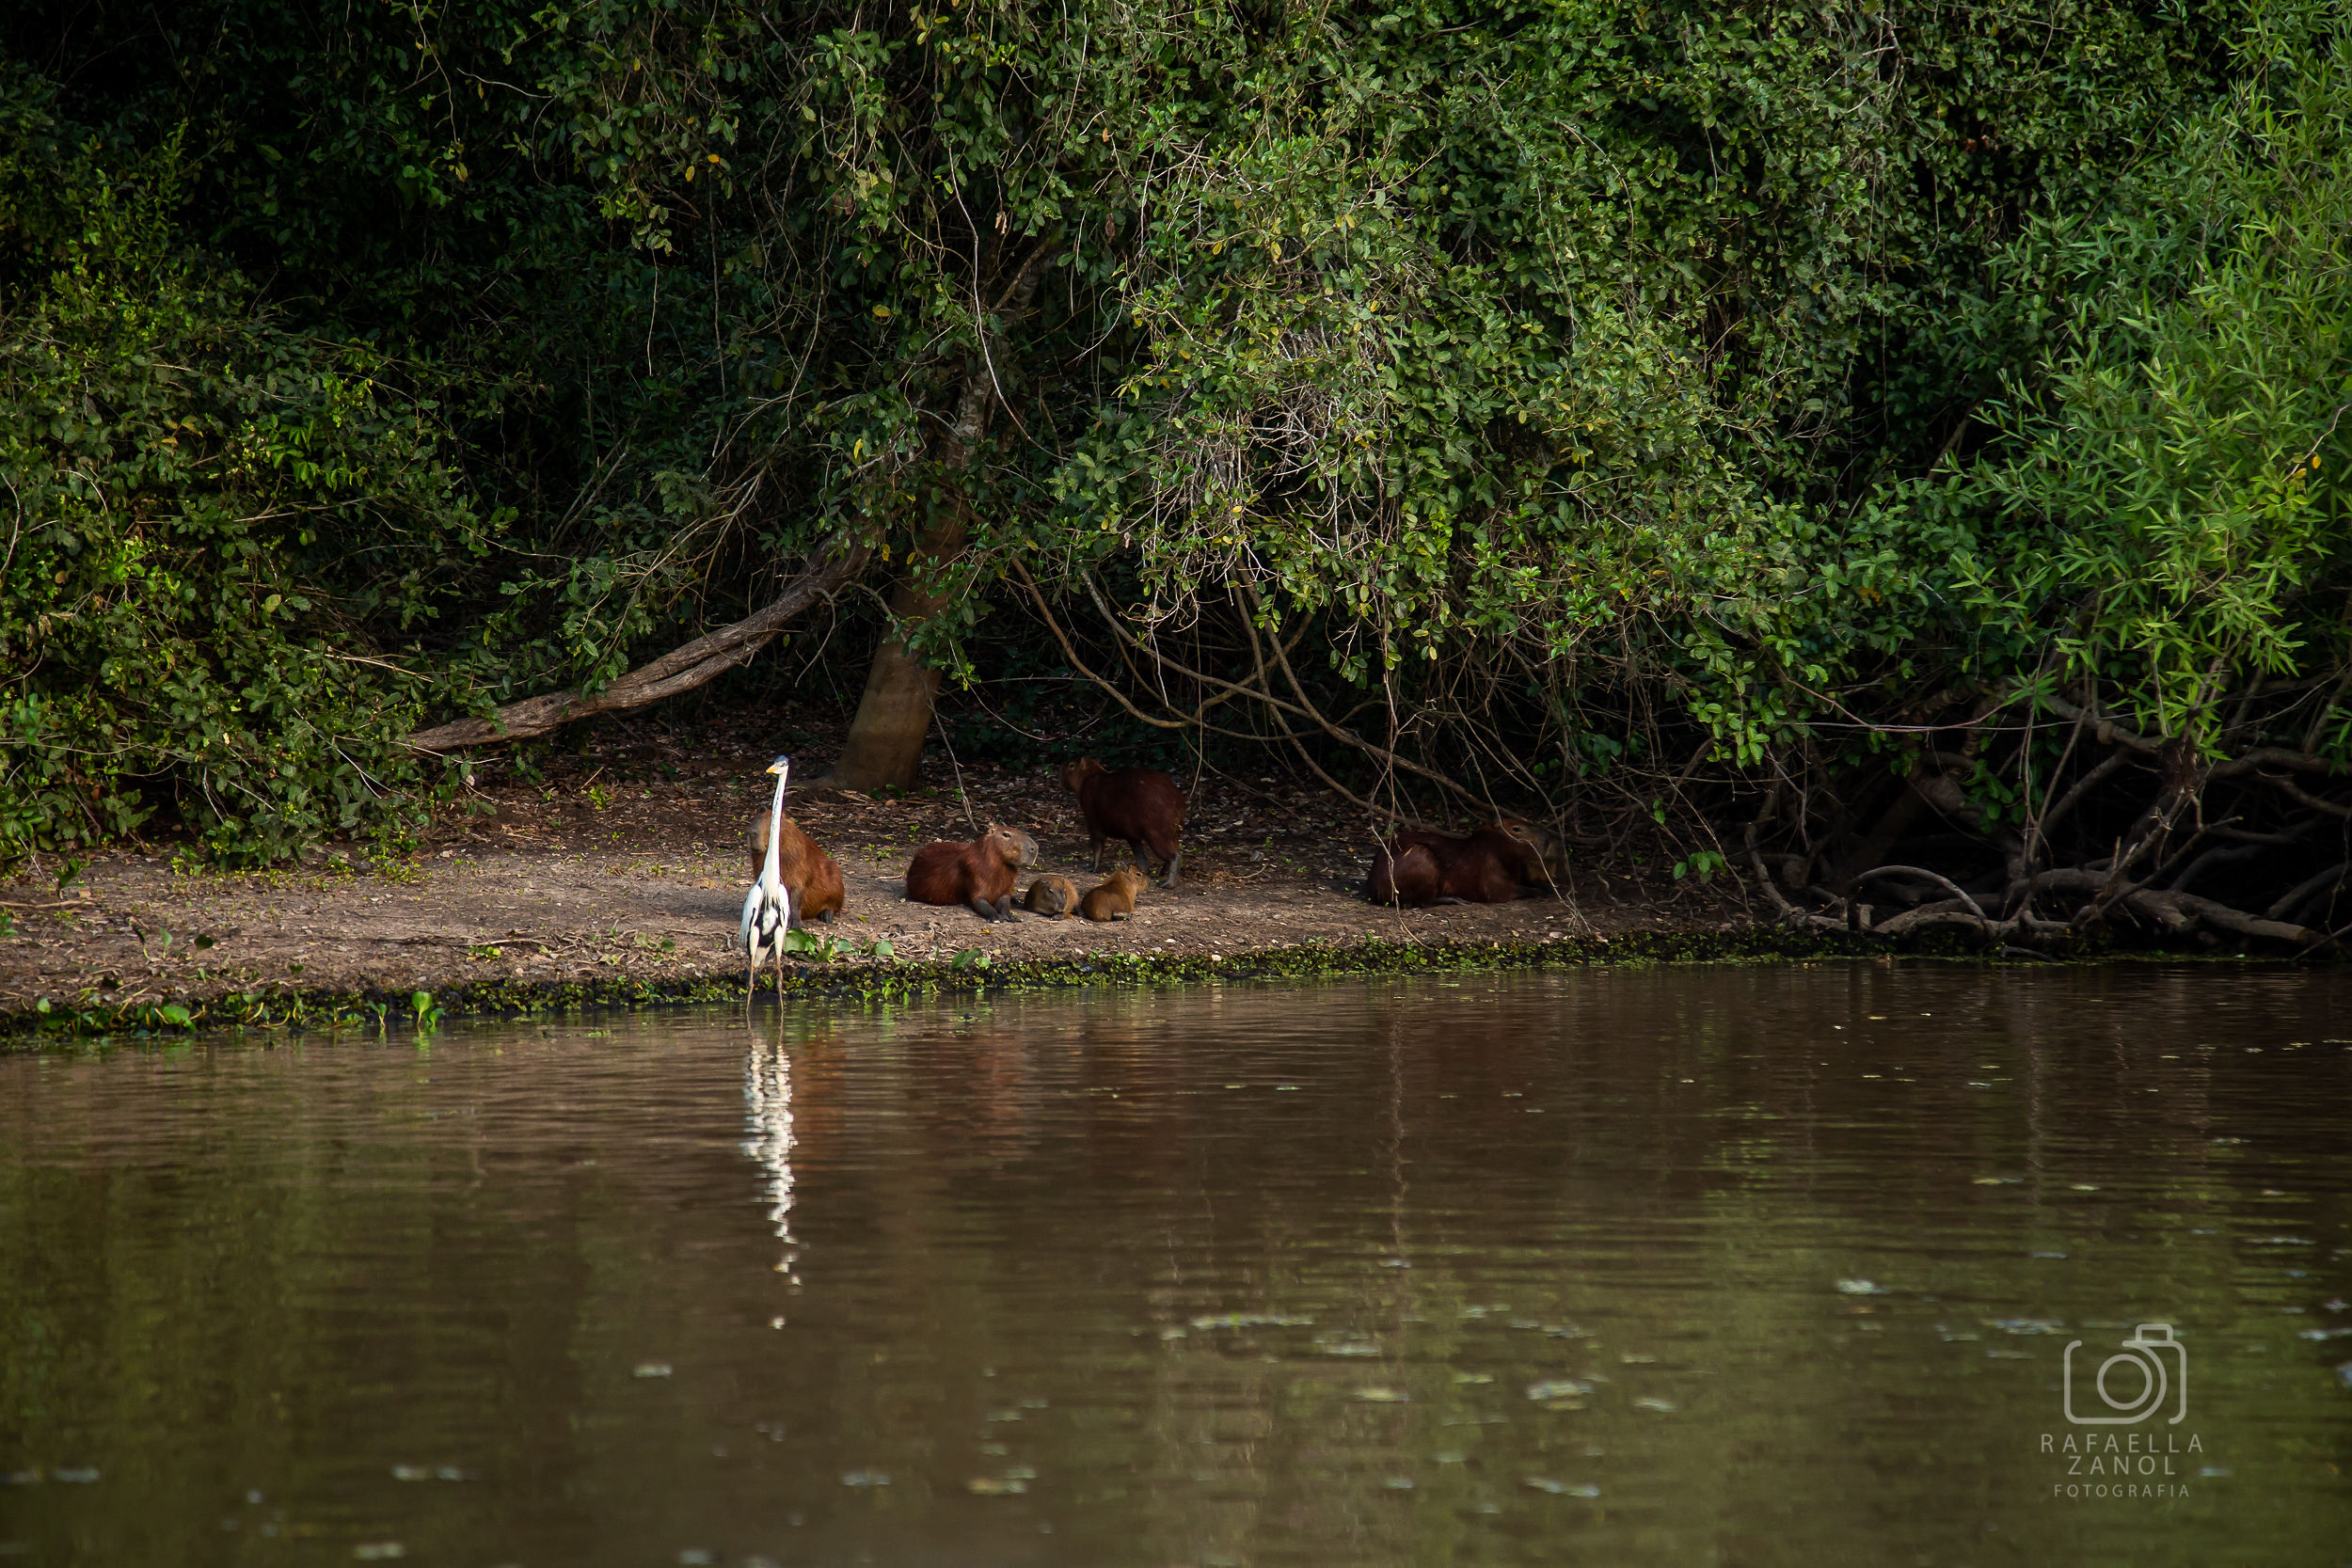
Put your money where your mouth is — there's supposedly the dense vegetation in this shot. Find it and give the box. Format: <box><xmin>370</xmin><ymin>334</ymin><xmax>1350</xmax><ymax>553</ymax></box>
<box><xmin>4</xmin><ymin>0</ymin><xmax>2346</xmax><ymax>944</ymax></box>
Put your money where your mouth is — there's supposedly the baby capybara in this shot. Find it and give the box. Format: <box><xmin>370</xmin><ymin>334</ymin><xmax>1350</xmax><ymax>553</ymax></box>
<box><xmin>749</xmin><ymin>813</ymin><xmax>847</xmax><ymax>926</ymax></box>
<box><xmin>1366</xmin><ymin>819</ymin><xmax>1562</xmax><ymax>907</ymax></box>
<box><xmin>1080</xmin><ymin>865</ymin><xmax>1149</xmax><ymax>922</ymax></box>
<box><xmin>1059</xmin><ymin>757</ymin><xmax>1187</xmax><ymax>886</ymax></box>
<box><xmin>1023</xmin><ymin>875</ymin><xmax>1080</xmax><ymax>918</ymax></box>
<box><xmin>906</xmin><ymin>824</ymin><xmax>1040</xmax><ymax>921</ymax></box>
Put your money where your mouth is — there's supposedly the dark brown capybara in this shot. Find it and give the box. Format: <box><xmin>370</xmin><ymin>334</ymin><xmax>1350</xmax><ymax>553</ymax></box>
<box><xmin>1059</xmin><ymin>757</ymin><xmax>1186</xmax><ymax>886</ymax></box>
<box><xmin>1366</xmin><ymin>819</ymin><xmax>1563</xmax><ymax>907</ymax></box>
<box><xmin>1080</xmin><ymin>865</ymin><xmax>1149</xmax><ymax>922</ymax></box>
<box><xmin>1022</xmin><ymin>875</ymin><xmax>1080</xmax><ymax>918</ymax></box>
<box><xmin>1366</xmin><ymin>840</ymin><xmax>1444</xmax><ymax>907</ymax></box>
<box><xmin>749</xmin><ymin>813</ymin><xmax>847</xmax><ymax>927</ymax></box>
<box><xmin>906</xmin><ymin>824</ymin><xmax>1040</xmax><ymax>921</ymax></box>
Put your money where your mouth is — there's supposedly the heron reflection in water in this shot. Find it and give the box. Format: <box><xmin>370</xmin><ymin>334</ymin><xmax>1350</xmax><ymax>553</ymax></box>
<box><xmin>742</xmin><ymin>1026</ymin><xmax>801</xmax><ymax>1289</ymax></box>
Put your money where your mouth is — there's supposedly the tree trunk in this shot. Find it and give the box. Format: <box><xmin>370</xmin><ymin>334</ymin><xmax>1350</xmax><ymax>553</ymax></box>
<box><xmin>822</xmin><ymin>525</ymin><xmax>962</xmax><ymax>790</ymax></box>
<box><xmin>811</xmin><ymin>243</ymin><xmax>1057</xmax><ymax>792</ymax></box>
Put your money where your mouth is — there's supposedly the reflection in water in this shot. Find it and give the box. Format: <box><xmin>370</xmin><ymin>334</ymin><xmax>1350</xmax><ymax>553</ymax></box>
<box><xmin>742</xmin><ymin>1022</ymin><xmax>800</xmax><ymax>1287</ymax></box>
<box><xmin>1</xmin><ymin>966</ymin><xmax>2348</xmax><ymax>1568</ymax></box>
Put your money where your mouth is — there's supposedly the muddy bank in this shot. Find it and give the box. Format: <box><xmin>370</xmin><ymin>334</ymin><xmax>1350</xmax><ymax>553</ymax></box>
<box><xmin>2</xmin><ymin>752</ymin><xmax>1761</xmax><ymax>1037</ymax></box>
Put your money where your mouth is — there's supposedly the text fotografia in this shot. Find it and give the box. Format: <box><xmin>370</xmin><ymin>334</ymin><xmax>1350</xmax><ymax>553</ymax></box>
<box><xmin>2042</xmin><ymin>1323</ymin><xmax>2210</xmax><ymax>1501</ymax></box>
<box><xmin>2042</xmin><ymin>1431</ymin><xmax>2204</xmax><ymax>1497</ymax></box>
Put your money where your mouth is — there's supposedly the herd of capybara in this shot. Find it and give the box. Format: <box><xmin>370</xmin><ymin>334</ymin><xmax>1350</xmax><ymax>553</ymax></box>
<box><xmin>740</xmin><ymin>754</ymin><xmax>1566</xmax><ymax>942</ymax></box>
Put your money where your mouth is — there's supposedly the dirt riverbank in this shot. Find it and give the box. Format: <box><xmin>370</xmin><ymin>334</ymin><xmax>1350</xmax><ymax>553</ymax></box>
<box><xmin>2</xmin><ymin>742</ymin><xmax>1756</xmax><ymax>1034</ymax></box>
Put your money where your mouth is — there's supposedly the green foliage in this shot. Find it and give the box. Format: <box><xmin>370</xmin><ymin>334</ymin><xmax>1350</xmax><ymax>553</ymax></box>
<box><xmin>1924</xmin><ymin>24</ymin><xmax>2351</xmax><ymax>752</ymax></box>
<box><xmin>0</xmin><ymin>103</ymin><xmax>483</xmax><ymax>865</ymax></box>
<box><xmin>2</xmin><ymin>0</ymin><xmax>2342</xmax><ymax>865</ymax></box>
<box><xmin>1025</xmin><ymin>0</ymin><xmax>2283</xmax><ymax>772</ymax></box>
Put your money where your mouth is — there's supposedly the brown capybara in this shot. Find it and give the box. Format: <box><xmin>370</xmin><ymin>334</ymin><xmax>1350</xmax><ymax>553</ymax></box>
<box><xmin>1059</xmin><ymin>757</ymin><xmax>1187</xmax><ymax>886</ymax></box>
<box><xmin>749</xmin><ymin>813</ymin><xmax>848</xmax><ymax>927</ymax></box>
<box><xmin>1496</xmin><ymin>817</ymin><xmax>1567</xmax><ymax>883</ymax></box>
<box><xmin>1080</xmin><ymin>865</ymin><xmax>1149</xmax><ymax>922</ymax></box>
<box><xmin>906</xmin><ymin>824</ymin><xmax>1040</xmax><ymax>921</ymax></box>
<box><xmin>1366</xmin><ymin>840</ymin><xmax>1444</xmax><ymax>907</ymax></box>
<box><xmin>1366</xmin><ymin>819</ymin><xmax>1563</xmax><ymax>907</ymax></box>
<box><xmin>1022</xmin><ymin>875</ymin><xmax>1080</xmax><ymax>918</ymax></box>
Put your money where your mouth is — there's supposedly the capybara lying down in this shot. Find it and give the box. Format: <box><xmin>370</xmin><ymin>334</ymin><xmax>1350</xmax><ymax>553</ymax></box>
<box><xmin>907</xmin><ymin>824</ymin><xmax>1041</xmax><ymax>921</ymax></box>
<box><xmin>1022</xmin><ymin>875</ymin><xmax>1081</xmax><ymax>918</ymax></box>
<box><xmin>1367</xmin><ymin>819</ymin><xmax>1562</xmax><ymax>907</ymax></box>
<box><xmin>1080</xmin><ymin>865</ymin><xmax>1149</xmax><ymax>921</ymax></box>
<box><xmin>1059</xmin><ymin>757</ymin><xmax>1186</xmax><ymax>886</ymax></box>
<box><xmin>748</xmin><ymin>813</ymin><xmax>847</xmax><ymax>926</ymax></box>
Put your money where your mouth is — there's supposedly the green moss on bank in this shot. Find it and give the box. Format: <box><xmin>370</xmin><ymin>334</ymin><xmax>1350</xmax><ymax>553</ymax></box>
<box><xmin>4</xmin><ymin>927</ymin><xmax>1887</xmax><ymax>1044</ymax></box>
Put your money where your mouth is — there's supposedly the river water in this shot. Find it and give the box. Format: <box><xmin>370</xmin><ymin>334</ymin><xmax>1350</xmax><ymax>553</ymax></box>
<box><xmin>3</xmin><ymin>965</ymin><xmax>2348</xmax><ymax>1566</ymax></box>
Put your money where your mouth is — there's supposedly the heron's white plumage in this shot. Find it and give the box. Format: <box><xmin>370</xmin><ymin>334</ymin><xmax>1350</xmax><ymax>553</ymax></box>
<box><xmin>740</xmin><ymin>756</ymin><xmax>794</xmax><ymax>991</ymax></box>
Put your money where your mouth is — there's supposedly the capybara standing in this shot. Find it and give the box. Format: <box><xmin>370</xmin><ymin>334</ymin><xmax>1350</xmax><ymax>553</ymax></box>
<box><xmin>749</xmin><ymin>813</ymin><xmax>848</xmax><ymax>926</ymax></box>
<box><xmin>1022</xmin><ymin>875</ymin><xmax>1081</xmax><ymax>918</ymax></box>
<box><xmin>1080</xmin><ymin>865</ymin><xmax>1149</xmax><ymax>922</ymax></box>
<box><xmin>1365</xmin><ymin>819</ymin><xmax>1561</xmax><ymax>907</ymax></box>
<box><xmin>906</xmin><ymin>824</ymin><xmax>1040</xmax><ymax>921</ymax></box>
<box><xmin>1059</xmin><ymin>758</ymin><xmax>1187</xmax><ymax>886</ymax></box>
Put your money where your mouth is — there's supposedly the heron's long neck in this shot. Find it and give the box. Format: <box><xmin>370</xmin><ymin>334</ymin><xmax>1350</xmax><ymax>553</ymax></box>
<box><xmin>762</xmin><ymin>771</ymin><xmax>788</xmax><ymax>884</ymax></box>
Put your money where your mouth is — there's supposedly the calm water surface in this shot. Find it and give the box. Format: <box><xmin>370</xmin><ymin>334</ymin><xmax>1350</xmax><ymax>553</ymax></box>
<box><xmin>3</xmin><ymin>965</ymin><xmax>2349</xmax><ymax>1566</ymax></box>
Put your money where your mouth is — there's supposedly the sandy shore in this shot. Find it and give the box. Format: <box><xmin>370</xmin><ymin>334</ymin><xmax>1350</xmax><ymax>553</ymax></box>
<box><xmin>2</xmin><ymin>755</ymin><xmax>1750</xmax><ymax>1034</ymax></box>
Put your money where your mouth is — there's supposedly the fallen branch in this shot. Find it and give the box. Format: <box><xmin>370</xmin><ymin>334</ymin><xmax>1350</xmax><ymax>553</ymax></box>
<box><xmin>404</xmin><ymin>542</ymin><xmax>868</xmax><ymax>753</ymax></box>
<box><xmin>2267</xmin><ymin>861</ymin><xmax>2349</xmax><ymax>924</ymax></box>
<box><xmin>2032</xmin><ymin>866</ymin><xmax>2320</xmax><ymax>946</ymax></box>
<box><xmin>1871</xmin><ymin>902</ymin><xmax>1995</xmax><ymax>940</ymax></box>
<box><xmin>1852</xmin><ymin>863</ymin><xmax>1987</xmax><ymax>921</ymax></box>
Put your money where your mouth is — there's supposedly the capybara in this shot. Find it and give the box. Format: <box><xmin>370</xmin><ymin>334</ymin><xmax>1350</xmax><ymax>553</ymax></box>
<box><xmin>1366</xmin><ymin>840</ymin><xmax>1444</xmax><ymax>907</ymax></box>
<box><xmin>906</xmin><ymin>824</ymin><xmax>1040</xmax><ymax>921</ymax></box>
<box><xmin>1366</xmin><ymin>818</ymin><xmax>1562</xmax><ymax>907</ymax></box>
<box><xmin>1059</xmin><ymin>757</ymin><xmax>1187</xmax><ymax>886</ymax></box>
<box><xmin>749</xmin><ymin>813</ymin><xmax>847</xmax><ymax>927</ymax></box>
<box><xmin>1497</xmin><ymin>817</ymin><xmax>1567</xmax><ymax>883</ymax></box>
<box><xmin>1022</xmin><ymin>875</ymin><xmax>1080</xmax><ymax>918</ymax></box>
<box><xmin>1080</xmin><ymin>865</ymin><xmax>1149</xmax><ymax>922</ymax></box>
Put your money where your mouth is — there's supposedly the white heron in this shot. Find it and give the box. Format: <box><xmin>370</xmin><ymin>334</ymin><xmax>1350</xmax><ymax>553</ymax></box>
<box><xmin>739</xmin><ymin>754</ymin><xmax>794</xmax><ymax>996</ymax></box>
